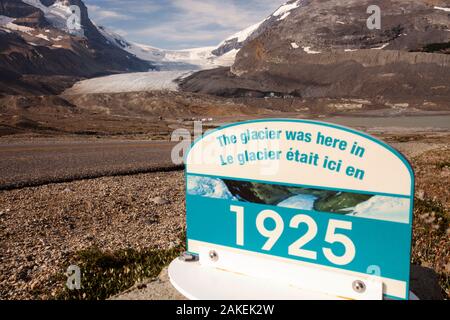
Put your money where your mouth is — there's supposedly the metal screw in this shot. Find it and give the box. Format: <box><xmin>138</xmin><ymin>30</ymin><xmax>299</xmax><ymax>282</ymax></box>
<box><xmin>352</xmin><ymin>280</ymin><xmax>366</xmax><ymax>293</ymax></box>
<box><xmin>179</xmin><ymin>252</ymin><xmax>198</xmax><ymax>262</ymax></box>
<box><xmin>209</xmin><ymin>250</ymin><xmax>219</xmax><ymax>262</ymax></box>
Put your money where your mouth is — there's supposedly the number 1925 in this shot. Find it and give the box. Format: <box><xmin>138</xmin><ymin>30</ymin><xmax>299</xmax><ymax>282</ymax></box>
<box><xmin>230</xmin><ymin>205</ymin><xmax>356</xmax><ymax>266</ymax></box>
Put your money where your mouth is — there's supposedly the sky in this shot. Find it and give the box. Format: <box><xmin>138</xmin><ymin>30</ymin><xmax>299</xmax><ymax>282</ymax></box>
<box><xmin>84</xmin><ymin>0</ymin><xmax>286</xmax><ymax>49</ymax></box>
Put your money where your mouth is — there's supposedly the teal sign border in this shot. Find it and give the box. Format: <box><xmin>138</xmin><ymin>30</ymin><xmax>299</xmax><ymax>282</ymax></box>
<box><xmin>185</xmin><ymin>119</ymin><xmax>415</xmax><ymax>300</ymax></box>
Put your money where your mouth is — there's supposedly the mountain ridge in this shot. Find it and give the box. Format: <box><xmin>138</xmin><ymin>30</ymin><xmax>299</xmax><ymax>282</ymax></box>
<box><xmin>0</xmin><ymin>0</ymin><xmax>153</xmax><ymax>94</ymax></box>
<box><xmin>180</xmin><ymin>0</ymin><xmax>450</xmax><ymax>105</ymax></box>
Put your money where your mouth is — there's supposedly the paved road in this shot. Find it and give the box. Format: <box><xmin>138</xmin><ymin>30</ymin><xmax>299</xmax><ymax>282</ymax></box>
<box><xmin>0</xmin><ymin>137</ymin><xmax>445</xmax><ymax>190</ymax></box>
<box><xmin>0</xmin><ymin>140</ymin><xmax>180</xmax><ymax>189</ymax></box>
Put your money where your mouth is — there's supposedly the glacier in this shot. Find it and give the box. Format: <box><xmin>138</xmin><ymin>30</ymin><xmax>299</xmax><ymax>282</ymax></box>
<box><xmin>187</xmin><ymin>176</ymin><xmax>236</xmax><ymax>200</ymax></box>
<box><xmin>277</xmin><ymin>194</ymin><xmax>318</xmax><ymax>210</ymax></box>
<box><xmin>65</xmin><ymin>70</ymin><xmax>193</xmax><ymax>94</ymax></box>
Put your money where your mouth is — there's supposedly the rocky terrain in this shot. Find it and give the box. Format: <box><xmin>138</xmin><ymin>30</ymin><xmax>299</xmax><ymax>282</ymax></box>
<box><xmin>0</xmin><ymin>91</ymin><xmax>285</xmax><ymax>138</ymax></box>
<box><xmin>181</xmin><ymin>0</ymin><xmax>450</xmax><ymax>103</ymax></box>
<box><xmin>0</xmin><ymin>170</ymin><xmax>186</xmax><ymax>299</ymax></box>
<box><xmin>3</xmin><ymin>89</ymin><xmax>450</xmax><ymax>140</ymax></box>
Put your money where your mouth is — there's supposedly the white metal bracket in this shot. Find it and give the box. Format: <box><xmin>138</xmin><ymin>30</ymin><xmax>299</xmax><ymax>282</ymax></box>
<box><xmin>167</xmin><ymin>241</ymin><xmax>417</xmax><ymax>300</ymax></box>
<box><xmin>196</xmin><ymin>246</ymin><xmax>383</xmax><ymax>300</ymax></box>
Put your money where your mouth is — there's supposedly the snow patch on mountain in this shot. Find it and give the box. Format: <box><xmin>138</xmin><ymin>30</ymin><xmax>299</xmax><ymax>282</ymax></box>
<box><xmin>372</xmin><ymin>43</ymin><xmax>390</xmax><ymax>50</ymax></box>
<box><xmin>22</xmin><ymin>0</ymin><xmax>76</xmax><ymax>32</ymax></box>
<box><xmin>303</xmin><ymin>46</ymin><xmax>321</xmax><ymax>54</ymax></box>
<box><xmin>434</xmin><ymin>6</ymin><xmax>450</xmax><ymax>12</ymax></box>
<box><xmin>273</xmin><ymin>0</ymin><xmax>301</xmax><ymax>19</ymax></box>
<box><xmin>277</xmin><ymin>11</ymin><xmax>291</xmax><ymax>21</ymax></box>
<box><xmin>222</xmin><ymin>21</ymin><xmax>263</xmax><ymax>44</ymax></box>
<box><xmin>35</xmin><ymin>33</ymin><xmax>50</xmax><ymax>41</ymax></box>
<box><xmin>0</xmin><ymin>15</ymin><xmax>35</xmax><ymax>34</ymax></box>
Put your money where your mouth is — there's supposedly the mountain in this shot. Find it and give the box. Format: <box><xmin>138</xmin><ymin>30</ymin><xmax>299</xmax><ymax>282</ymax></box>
<box><xmin>180</xmin><ymin>0</ymin><xmax>450</xmax><ymax>105</ymax></box>
<box><xmin>59</xmin><ymin>2</ymin><xmax>302</xmax><ymax>95</ymax></box>
<box><xmin>0</xmin><ymin>0</ymin><xmax>253</xmax><ymax>95</ymax></box>
<box><xmin>0</xmin><ymin>0</ymin><xmax>153</xmax><ymax>95</ymax></box>
<box><xmin>60</xmin><ymin>15</ymin><xmax>268</xmax><ymax>95</ymax></box>
<box><xmin>5</xmin><ymin>0</ymin><xmax>449</xmax><ymax>103</ymax></box>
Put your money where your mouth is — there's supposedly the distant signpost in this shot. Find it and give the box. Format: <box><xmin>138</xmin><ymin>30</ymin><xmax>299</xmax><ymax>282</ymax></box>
<box><xmin>169</xmin><ymin>119</ymin><xmax>414</xmax><ymax>300</ymax></box>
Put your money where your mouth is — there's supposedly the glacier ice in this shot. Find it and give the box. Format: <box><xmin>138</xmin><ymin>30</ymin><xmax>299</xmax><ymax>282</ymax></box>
<box><xmin>277</xmin><ymin>194</ymin><xmax>318</xmax><ymax>210</ymax></box>
<box><xmin>187</xmin><ymin>176</ymin><xmax>236</xmax><ymax>200</ymax></box>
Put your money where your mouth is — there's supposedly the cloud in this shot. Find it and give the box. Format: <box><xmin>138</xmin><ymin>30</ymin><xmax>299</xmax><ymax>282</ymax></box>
<box><xmin>133</xmin><ymin>0</ymin><xmax>283</xmax><ymax>48</ymax></box>
<box><xmin>84</xmin><ymin>0</ymin><xmax>285</xmax><ymax>49</ymax></box>
<box><xmin>87</xmin><ymin>4</ymin><xmax>132</xmax><ymax>21</ymax></box>
<box><xmin>169</xmin><ymin>0</ymin><xmax>252</xmax><ymax>29</ymax></box>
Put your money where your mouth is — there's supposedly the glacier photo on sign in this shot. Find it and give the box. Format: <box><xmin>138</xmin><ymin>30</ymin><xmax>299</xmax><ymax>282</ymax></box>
<box><xmin>187</xmin><ymin>175</ymin><xmax>410</xmax><ymax>224</ymax></box>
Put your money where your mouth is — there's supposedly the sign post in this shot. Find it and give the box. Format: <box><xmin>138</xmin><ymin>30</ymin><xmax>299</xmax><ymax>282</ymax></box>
<box><xmin>169</xmin><ymin>119</ymin><xmax>416</xmax><ymax>300</ymax></box>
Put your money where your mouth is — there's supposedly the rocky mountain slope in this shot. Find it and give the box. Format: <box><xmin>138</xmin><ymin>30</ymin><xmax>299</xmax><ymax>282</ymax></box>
<box><xmin>0</xmin><ymin>0</ymin><xmax>153</xmax><ymax>95</ymax></box>
<box><xmin>211</xmin><ymin>0</ymin><xmax>311</xmax><ymax>56</ymax></box>
<box><xmin>180</xmin><ymin>0</ymin><xmax>450</xmax><ymax>104</ymax></box>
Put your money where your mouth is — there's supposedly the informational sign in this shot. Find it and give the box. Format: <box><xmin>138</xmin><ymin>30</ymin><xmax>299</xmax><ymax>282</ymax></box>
<box><xmin>185</xmin><ymin>119</ymin><xmax>414</xmax><ymax>300</ymax></box>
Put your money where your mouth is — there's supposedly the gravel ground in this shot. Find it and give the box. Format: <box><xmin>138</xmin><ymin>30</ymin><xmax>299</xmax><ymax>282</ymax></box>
<box><xmin>0</xmin><ymin>171</ymin><xmax>185</xmax><ymax>299</ymax></box>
